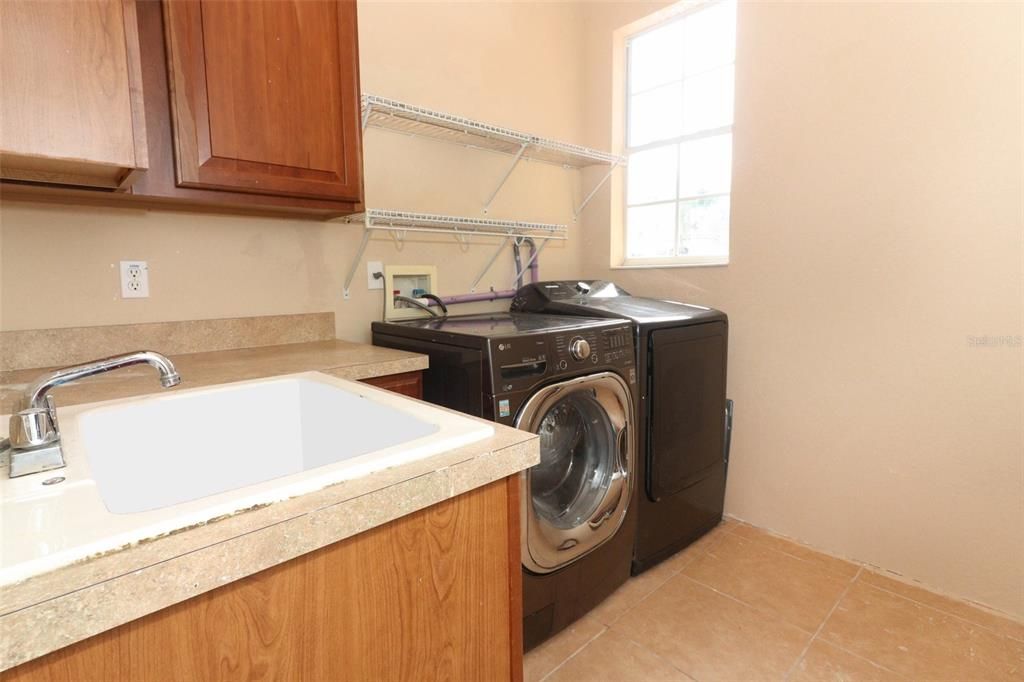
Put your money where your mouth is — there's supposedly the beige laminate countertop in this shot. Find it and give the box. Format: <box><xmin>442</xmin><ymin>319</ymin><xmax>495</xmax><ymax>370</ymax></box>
<box><xmin>0</xmin><ymin>339</ymin><xmax>429</xmax><ymax>414</ymax></box>
<box><xmin>0</xmin><ymin>341</ymin><xmax>539</xmax><ymax>672</ymax></box>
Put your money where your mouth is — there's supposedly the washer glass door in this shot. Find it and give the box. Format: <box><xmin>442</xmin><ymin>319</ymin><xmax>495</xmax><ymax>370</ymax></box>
<box><xmin>517</xmin><ymin>372</ymin><xmax>633</xmax><ymax>573</ymax></box>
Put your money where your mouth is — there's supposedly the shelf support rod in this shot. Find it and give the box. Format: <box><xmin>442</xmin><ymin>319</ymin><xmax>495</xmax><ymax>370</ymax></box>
<box><xmin>361</xmin><ymin>103</ymin><xmax>373</xmax><ymax>131</ymax></box>
<box><xmin>342</xmin><ymin>227</ymin><xmax>372</xmax><ymax>300</ymax></box>
<box><xmin>573</xmin><ymin>160</ymin><xmax>621</xmax><ymax>221</ymax></box>
<box><xmin>510</xmin><ymin>237</ymin><xmax>549</xmax><ymax>288</ymax></box>
<box><xmin>468</xmin><ymin>236</ymin><xmax>511</xmax><ymax>292</ymax></box>
<box><xmin>482</xmin><ymin>142</ymin><xmax>529</xmax><ymax>214</ymax></box>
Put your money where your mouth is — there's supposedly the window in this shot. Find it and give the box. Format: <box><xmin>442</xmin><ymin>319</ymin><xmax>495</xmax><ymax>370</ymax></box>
<box><xmin>624</xmin><ymin>0</ymin><xmax>736</xmax><ymax>266</ymax></box>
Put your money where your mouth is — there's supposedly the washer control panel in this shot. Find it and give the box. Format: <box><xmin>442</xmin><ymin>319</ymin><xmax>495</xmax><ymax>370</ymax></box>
<box><xmin>486</xmin><ymin>322</ymin><xmax>634</xmax><ymax>392</ymax></box>
<box><xmin>550</xmin><ymin>325</ymin><xmax>632</xmax><ymax>371</ymax></box>
<box><xmin>485</xmin><ymin>321</ymin><xmax>636</xmax><ymax>423</ymax></box>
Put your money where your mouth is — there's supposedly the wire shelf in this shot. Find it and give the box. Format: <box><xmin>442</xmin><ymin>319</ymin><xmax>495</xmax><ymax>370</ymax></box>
<box><xmin>348</xmin><ymin>209</ymin><xmax>567</xmax><ymax>239</ymax></box>
<box><xmin>362</xmin><ymin>94</ymin><xmax>625</xmax><ymax>169</ymax></box>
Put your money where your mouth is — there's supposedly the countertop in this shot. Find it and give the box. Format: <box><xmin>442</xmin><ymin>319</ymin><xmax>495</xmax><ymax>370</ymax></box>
<box><xmin>0</xmin><ymin>338</ymin><xmax>428</xmax><ymax>414</ymax></box>
<box><xmin>0</xmin><ymin>342</ymin><xmax>539</xmax><ymax>672</ymax></box>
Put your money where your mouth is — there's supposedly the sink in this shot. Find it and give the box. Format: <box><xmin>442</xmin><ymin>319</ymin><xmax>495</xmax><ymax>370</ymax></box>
<box><xmin>0</xmin><ymin>372</ymin><xmax>494</xmax><ymax>585</ymax></box>
<box><xmin>80</xmin><ymin>377</ymin><xmax>442</xmax><ymax>514</ymax></box>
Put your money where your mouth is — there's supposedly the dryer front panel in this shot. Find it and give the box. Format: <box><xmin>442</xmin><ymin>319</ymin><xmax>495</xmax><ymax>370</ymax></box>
<box><xmin>516</xmin><ymin>372</ymin><xmax>635</xmax><ymax>574</ymax></box>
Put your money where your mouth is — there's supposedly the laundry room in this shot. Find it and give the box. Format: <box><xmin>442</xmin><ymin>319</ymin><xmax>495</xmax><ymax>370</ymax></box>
<box><xmin>0</xmin><ymin>1</ymin><xmax>1020</xmax><ymax>681</ymax></box>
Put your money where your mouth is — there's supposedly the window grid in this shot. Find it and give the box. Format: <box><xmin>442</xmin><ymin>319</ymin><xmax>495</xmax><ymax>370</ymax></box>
<box><xmin>624</xmin><ymin>0</ymin><xmax>735</xmax><ymax>265</ymax></box>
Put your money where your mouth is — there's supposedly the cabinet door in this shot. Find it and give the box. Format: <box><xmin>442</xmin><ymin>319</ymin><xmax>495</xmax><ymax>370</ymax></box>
<box><xmin>162</xmin><ymin>0</ymin><xmax>364</xmax><ymax>202</ymax></box>
<box><xmin>0</xmin><ymin>0</ymin><xmax>148</xmax><ymax>189</ymax></box>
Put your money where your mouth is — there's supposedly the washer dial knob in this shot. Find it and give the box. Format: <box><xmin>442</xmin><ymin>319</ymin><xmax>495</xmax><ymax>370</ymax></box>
<box><xmin>569</xmin><ymin>337</ymin><xmax>591</xmax><ymax>361</ymax></box>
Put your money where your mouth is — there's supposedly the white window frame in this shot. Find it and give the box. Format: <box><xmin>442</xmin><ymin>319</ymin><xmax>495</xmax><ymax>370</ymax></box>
<box><xmin>617</xmin><ymin>0</ymin><xmax>735</xmax><ymax>269</ymax></box>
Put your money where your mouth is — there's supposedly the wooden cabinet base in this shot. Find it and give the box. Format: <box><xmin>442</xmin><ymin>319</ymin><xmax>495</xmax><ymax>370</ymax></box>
<box><xmin>360</xmin><ymin>371</ymin><xmax>424</xmax><ymax>399</ymax></box>
<box><xmin>3</xmin><ymin>478</ymin><xmax>524</xmax><ymax>682</ymax></box>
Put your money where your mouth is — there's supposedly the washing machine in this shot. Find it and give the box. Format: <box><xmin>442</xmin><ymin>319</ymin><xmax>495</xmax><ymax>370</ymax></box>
<box><xmin>371</xmin><ymin>312</ymin><xmax>637</xmax><ymax>650</ymax></box>
<box><xmin>511</xmin><ymin>281</ymin><xmax>732</xmax><ymax>574</ymax></box>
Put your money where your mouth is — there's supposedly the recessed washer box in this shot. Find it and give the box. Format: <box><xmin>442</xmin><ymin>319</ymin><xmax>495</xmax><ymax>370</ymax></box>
<box><xmin>385</xmin><ymin>264</ymin><xmax>438</xmax><ymax>321</ymax></box>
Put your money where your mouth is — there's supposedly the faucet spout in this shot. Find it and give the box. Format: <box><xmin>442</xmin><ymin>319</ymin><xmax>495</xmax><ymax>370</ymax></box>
<box><xmin>22</xmin><ymin>350</ymin><xmax>181</xmax><ymax>411</ymax></box>
<box><xmin>6</xmin><ymin>351</ymin><xmax>182</xmax><ymax>478</ymax></box>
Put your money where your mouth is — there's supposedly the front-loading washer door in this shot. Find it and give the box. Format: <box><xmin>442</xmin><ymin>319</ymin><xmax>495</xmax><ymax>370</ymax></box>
<box><xmin>516</xmin><ymin>371</ymin><xmax>634</xmax><ymax>574</ymax></box>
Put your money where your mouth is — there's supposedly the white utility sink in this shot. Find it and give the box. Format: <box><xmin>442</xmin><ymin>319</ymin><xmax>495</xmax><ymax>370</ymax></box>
<box><xmin>0</xmin><ymin>373</ymin><xmax>494</xmax><ymax>585</ymax></box>
<box><xmin>81</xmin><ymin>377</ymin><xmax>443</xmax><ymax>514</ymax></box>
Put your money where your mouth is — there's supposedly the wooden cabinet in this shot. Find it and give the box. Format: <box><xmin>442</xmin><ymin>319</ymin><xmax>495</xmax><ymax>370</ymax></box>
<box><xmin>3</xmin><ymin>478</ymin><xmax>524</xmax><ymax>682</ymax></box>
<box><xmin>2</xmin><ymin>0</ymin><xmax>364</xmax><ymax>217</ymax></box>
<box><xmin>160</xmin><ymin>0</ymin><xmax>363</xmax><ymax>202</ymax></box>
<box><xmin>0</xmin><ymin>0</ymin><xmax>148</xmax><ymax>189</ymax></box>
<box><xmin>361</xmin><ymin>371</ymin><xmax>424</xmax><ymax>399</ymax></box>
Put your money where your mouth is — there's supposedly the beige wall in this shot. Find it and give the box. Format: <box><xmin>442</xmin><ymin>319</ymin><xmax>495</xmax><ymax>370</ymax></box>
<box><xmin>0</xmin><ymin>1</ymin><xmax>588</xmax><ymax>340</ymax></box>
<box><xmin>579</xmin><ymin>1</ymin><xmax>1024</xmax><ymax>617</ymax></box>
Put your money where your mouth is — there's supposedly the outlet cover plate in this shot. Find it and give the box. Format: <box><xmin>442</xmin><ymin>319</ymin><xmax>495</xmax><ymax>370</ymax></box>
<box><xmin>120</xmin><ymin>260</ymin><xmax>150</xmax><ymax>299</ymax></box>
<box><xmin>367</xmin><ymin>261</ymin><xmax>383</xmax><ymax>290</ymax></box>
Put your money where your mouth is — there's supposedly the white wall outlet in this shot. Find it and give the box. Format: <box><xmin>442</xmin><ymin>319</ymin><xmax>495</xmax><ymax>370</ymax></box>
<box><xmin>120</xmin><ymin>260</ymin><xmax>150</xmax><ymax>298</ymax></box>
<box><xmin>367</xmin><ymin>261</ymin><xmax>384</xmax><ymax>290</ymax></box>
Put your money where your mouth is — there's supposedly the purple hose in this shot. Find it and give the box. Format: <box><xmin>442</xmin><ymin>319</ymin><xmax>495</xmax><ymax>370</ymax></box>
<box><xmin>438</xmin><ymin>289</ymin><xmax>516</xmax><ymax>306</ymax></box>
<box><xmin>431</xmin><ymin>239</ymin><xmax>538</xmax><ymax>308</ymax></box>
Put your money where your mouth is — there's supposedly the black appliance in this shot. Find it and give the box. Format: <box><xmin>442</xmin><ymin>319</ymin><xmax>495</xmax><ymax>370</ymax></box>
<box><xmin>511</xmin><ymin>280</ymin><xmax>731</xmax><ymax>574</ymax></box>
<box><xmin>372</xmin><ymin>313</ymin><xmax>638</xmax><ymax>650</ymax></box>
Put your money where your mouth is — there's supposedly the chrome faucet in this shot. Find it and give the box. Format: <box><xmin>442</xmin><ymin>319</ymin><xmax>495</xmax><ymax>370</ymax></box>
<box><xmin>2</xmin><ymin>351</ymin><xmax>181</xmax><ymax>478</ymax></box>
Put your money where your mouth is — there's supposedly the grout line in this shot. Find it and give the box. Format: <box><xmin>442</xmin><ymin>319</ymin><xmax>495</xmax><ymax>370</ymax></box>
<box><xmin>727</xmin><ymin>518</ymin><xmax>1024</xmax><ymax>643</ymax></box>
<box><xmin>724</xmin><ymin>516</ymin><xmax>867</xmax><ymax>566</ymax></box>
<box><xmin>611</xmin><ymin>627</ymin><xmax>699</xmax><ymax>681</ymax></box>
<box><xmin>723</xmin><ymin>524</ymin><xmax>862</xmax><ymax>580</ymax></box>
<box><xmin>596</xmin><ymin>533</ymin><xmax>721</xmax><ymax>628</ymax></box>
<box><xmin>677</xmin><ymin>573</ymin><xmax>798</xmax><ymax>626</ymax></box>
<box><xmin>783</xmin><ymin>566</ymin><xmax>863</xmax><ymax>681</ymax></box>
<box><xmin>534</xmin><ymin>524</ymin><xmax>735</xmax><ymax>681</ymax></box>
<box><xmin>536</xmin><ymin>623</ymin><xmax>608</xmax><ymax>682</ymax></box>
<box><xmin>856</xmin><ymin>578</ymin><xmax>1024</xmax><ymax>643</ymax></box>
<box><xmin>813</xmin><ymin>637</ymin><xmax>910</xmax><ymax>679</ymax></box>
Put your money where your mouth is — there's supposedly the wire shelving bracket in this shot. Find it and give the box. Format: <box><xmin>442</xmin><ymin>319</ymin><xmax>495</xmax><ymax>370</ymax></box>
<box><xmin>341</xmin><ymin>210</ymin><xmax>567</xmax><ymax>299</ymax></box>
<box><xmin>361</xmin><ymin>94</ymin><xmax>626</xmax><ymax>220</ymax></box>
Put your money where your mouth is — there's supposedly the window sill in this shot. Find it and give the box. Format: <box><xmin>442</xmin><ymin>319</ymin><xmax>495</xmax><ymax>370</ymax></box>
<box><xmin>612</xmin><ymin>258</ymin><xmax>729</xmax><ymax>269</ymax></box>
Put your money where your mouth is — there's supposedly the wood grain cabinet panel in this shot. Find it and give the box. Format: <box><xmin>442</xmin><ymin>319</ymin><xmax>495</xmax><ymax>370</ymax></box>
<box><xmin>361</xmin><ymin>371</ymin><xmax>424</xmax><ymax>399</ymax></box>
<box><xmin>3</xmin><ymin>478</ymin><xmax>524</xmax><ymax>682</ymax></box>
<box><xmin>0</xmin><ymin>0</ymin><xmax>148</xmax><ymax>189</ymax></box>
<box><xmin>162</xmin><ymin>0</ymin><xmax>364</xmax><ymax>202</ymax></box>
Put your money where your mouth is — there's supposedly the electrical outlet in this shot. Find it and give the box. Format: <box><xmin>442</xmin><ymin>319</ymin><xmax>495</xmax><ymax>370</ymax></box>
<box><xmin>367</xmin><ymin>261</ymin><xmax>384</xmax><ymax>290</ymax></box>
<box><xmin>120</xmin><ymin>260</ymin><xmax>150</xmax><ymax>299</ymax></box>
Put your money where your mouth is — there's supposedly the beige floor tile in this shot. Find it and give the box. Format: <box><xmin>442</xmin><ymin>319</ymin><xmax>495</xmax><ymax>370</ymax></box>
<box><xmin>860</xmin><ymin>569</ymin><xmax>1024</xmax><ymax>642</ymax></box>
<box><xmin>790</xmin><ymin>639</ymin><xmax>907</xmax><ymax>682</ymax></box>
<box><xmin>819</xmin><ymin>581</ymin><xmax>1024</xmax><ymax>681</ymax></box>
<box><xmin>588</xmin><ymin>524</ymin><xmax>728</xmax><ymax>626</ymax></box>
<box><xmin>524</xmin><ymin>613</ymin><xmax>607</xmax><ymax>682</ymax></box>
<box><xmin>545</xmin><ymin>628</ymin><xmax>693</xmax><ymax>682</ymax></box>
<box><xmin>729</xmin><ymin>523</ymin><xmax>861</xmax><ymax>579</ymax></box>
<box><xmin>611</xmin><ymin>574</ymin><xmax>811</xmax><ymax>680</ymax></box>
<box><xmin>683</xmin><ymin>531</ymin><xmax>852</xmax><ymax>632</ymax></box>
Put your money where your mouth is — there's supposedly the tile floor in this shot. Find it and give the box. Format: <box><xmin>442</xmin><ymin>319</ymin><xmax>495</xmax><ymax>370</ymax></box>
<box><xmin>524</xmin><ymin>519</ymin><xmax>1024</xmax><ymax>682</ymax></box>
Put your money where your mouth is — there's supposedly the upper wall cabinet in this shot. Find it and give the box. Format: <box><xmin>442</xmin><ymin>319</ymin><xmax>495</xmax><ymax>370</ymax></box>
<box><xmin>160</xmin><ymin>0</ymin><xmax>363</xmax><ymax>203</ymax></box>
<box><xmin>0</xmin><ymin>0</ymin><xmax>148</xmax><ymax>189</ymax></box>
